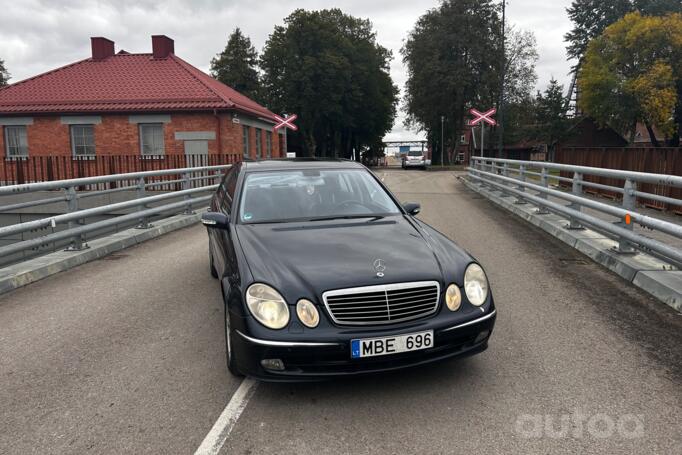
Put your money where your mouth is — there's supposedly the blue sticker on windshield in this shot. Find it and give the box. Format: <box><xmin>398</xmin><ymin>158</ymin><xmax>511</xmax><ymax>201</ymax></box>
<box><xmin>244</xmin><ymin>212</ymin><xmax>253</xmax><ymax>221</ymax></box>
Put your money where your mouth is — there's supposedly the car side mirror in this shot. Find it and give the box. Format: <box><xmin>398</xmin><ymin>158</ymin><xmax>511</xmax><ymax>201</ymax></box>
<box><xmin>403</xmin><ymin>202</ymin><xmax>421</xmax><ymax>216</ymax></box>
<box><xmin>201</xmin><ymin>211</ymin><xmax>230</xmax><ymax>229</ymax></box>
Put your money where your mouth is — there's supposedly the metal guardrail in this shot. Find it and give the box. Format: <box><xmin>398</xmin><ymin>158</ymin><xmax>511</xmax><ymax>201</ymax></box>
<box><xmin>0</xmin><ymin>164</ymin><xmax>230</xmax><ymax>262</ymax></box>
<box><xmin>468</xmin><ymin>157</ymin><xmax>682</xmax><ymax>268</ymax></box>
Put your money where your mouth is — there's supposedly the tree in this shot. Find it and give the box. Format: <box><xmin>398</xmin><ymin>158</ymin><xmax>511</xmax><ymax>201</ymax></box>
<box><xmin>210</xmin><ymin>28</ymin><xmax>260</xmax><ymax>99</ymax></box>
<box><xmin>535</xmin><ymin>78</ymin><xmax>570</xmax><ymax>146</ymax></box>
<box><xmin>260</xmin><ymin>9</ymin><xmax>398</xmax><ymax>158</ymax></box>
<box><xmin>402</xmin><ymin>0</ymin><xmax>503</xmax><ymax>164</ymax></box>
<box><xmin>564</xmin><ymin>0</ymin><xmax>633</xmax><ymax>63</ymax></box>
<box><xmin>565</xmin><ymin>0</ymin><xmax>681</xmax><ymax>64</ymax></box>
<box><xmin>0</xmin><ymin>58</ymin><xmax>9</xmax><ymax>86</ymax></box>
<box><xmin>579</xmin><ymin>12</ymin><xmax>682</xmax><ymax>146</ymax></box>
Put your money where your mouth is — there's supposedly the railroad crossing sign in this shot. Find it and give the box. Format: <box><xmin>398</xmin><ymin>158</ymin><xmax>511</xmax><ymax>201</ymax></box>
<box><xmin>273</xmin><ymin>114</ymin><xmax>298</xmax><ymax>131</ymax></box>
<box><xmin>469</xmin><ymin>108</ymin><xmax>497</xmax><ymax>126</ymax></box>
<box><xmin>468</xmin><ymin>108</ymin><xmax>497</xmax><ymax>158</ymax></box>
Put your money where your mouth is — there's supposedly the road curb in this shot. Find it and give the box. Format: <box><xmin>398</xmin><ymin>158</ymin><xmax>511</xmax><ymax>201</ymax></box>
<box><xmin>0</xmin><ymin>212</ymin><xmax>202</xmax><ymax>296</ymax></box>
<box><xmin>461</xmin><ymin>177</ymin><xmax>681</xmax><ymax>312</ymax></box>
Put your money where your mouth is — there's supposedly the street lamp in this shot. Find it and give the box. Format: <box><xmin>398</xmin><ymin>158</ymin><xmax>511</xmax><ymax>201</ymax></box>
<box><xmin>441</xmin><ymin>115</ymin><xmax>445</xmax><ymax>167</ymax></box>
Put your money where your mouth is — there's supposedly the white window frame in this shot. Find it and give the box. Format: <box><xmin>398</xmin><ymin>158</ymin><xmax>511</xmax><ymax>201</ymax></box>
<box><xmin>139</xmin><ymin>123</ymin><xmax>165</xmax><ymax>157</ymax></box>
<box><xmin>255</xmin><ymin>128</ymin><xmax>262</xmax><ymax>159</ymax></box>
<box><xmin>4</xmin><ymin>125</ymin><xmax>29</xmax><ymax>159</ymax></box>
<box><xmin>242</xmin><ymin>126</ymin><xmax>250</xmax><ymax>158</ymax></box>
<box><xmin>70</xmin><ymin>124</ymin><xmax>96</xmax><ymax>158</ymax></box>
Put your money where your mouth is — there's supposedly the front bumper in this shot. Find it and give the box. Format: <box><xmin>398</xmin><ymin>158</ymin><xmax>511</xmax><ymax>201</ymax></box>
<box><xmin>403</xmin><ymin>160</ymin><xmax>426</xmax><ymax>168</ymax></box>
<box><xmin>232</xmin><ymin>309</ymin><xmax>496</xmax><ymax>381</ymax></box>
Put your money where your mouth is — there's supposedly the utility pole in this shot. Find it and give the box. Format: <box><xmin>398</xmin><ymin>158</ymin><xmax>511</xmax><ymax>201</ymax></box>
<box><xmin>440</xmin><ymin>115</ymin><xmax>445</xmax><ymax>167</ymax></box>
<box><xmin>497</xmin><ymin>0</ymin><xmax>506</xmax><ymax>157</ymax></box>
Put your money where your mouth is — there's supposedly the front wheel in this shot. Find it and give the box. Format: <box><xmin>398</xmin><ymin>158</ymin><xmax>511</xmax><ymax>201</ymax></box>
<box><xmin>225</xmin><ymin>306</ymin><xmax>243</xmax><ymax>377</ymax></box>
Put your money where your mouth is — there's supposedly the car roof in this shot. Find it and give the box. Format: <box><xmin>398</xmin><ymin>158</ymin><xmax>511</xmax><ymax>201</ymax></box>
<box><xmin>242</xmin><ymin>158</ymin><xmax>366</xmax><ymax>172</ymax></box>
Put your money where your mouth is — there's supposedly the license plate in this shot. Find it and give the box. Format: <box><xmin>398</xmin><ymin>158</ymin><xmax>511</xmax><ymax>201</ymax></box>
<box><xmin>350</xmin><ymin>330</ymin><xmax>434</xmax><ymax>359</ymax></box>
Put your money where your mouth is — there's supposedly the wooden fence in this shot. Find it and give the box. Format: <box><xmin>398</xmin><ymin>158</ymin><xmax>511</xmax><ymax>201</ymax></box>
<box><xmin>554</xmin><ymin>146</ymin><xmax>682</xmax><ymax>214</ymax></box>
<box><xmin>0</xmin><ymin>154</ymin><xmax>241</xmax><ymax>187</ymax></box>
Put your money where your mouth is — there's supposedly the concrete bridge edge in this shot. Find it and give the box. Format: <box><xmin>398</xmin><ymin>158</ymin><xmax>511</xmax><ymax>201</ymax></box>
<box><xmin>459</xmin><ymin>176</ymin><xmax>682</xmax><ymax>313</ymax></box>
<box><xmin>0</xmin><ymin>211</ymin><xmax>203</xmax><ymax>297</ymax></box>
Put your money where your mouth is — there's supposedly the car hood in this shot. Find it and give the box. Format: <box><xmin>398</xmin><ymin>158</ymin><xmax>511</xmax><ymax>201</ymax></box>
<box><xmin>235</xmin><ymin>216</ymin><xmax>458</xmax><ymax>301</ymax></box>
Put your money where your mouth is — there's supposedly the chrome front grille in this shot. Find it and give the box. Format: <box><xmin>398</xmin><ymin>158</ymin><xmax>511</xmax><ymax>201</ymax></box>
<box><xmin>322</xmin><ymin>281</ymin><xmax>440</xmax><ymax>326</ymax></box>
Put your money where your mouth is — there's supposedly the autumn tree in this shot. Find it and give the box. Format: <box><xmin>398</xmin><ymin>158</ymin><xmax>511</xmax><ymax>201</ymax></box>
<box><xmin>210</xmin><ymin>28</ymin><xmax>260</xmax><ymax>100</ymax></box>
<box><xmin>260</xmin><ymin>9</ymin><xmax>398</xmax><ymax>158</ymax></box>
<box><xmin>0</xmin><ymin>58</ymin><xmax>9</xmax><ymax>86</ymax></box>
<box><xmin>579</xmin><ymin>12</ymin><xmax>682</xmax><ymax>146</ymax></box>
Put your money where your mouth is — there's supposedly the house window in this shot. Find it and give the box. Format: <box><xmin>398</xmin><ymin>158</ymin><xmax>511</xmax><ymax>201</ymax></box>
<box><xmin>255</xmin><ymin>128</ymin><xmax>262</xmax><ymax>159</ymax></box>
<box><xmin>70</xmin><ymin>125</ymin><xmax>95</xmax><ymax>157</ymax></box>
<box><xmin>242</xmin><ymin>126</ymin><xmax>250</xmax><ymax>158</ymax></box>
<box><xmin>139</xmin><ymin>123</ymin><xmax>165</xmax><ymax>156</ymax></box>
<box><xmin>4</xmin><ymin>126</ymin><xmax>28</xmax><ymax>158</ymax></box>
<box><xmin>460</xmin><ymin>135</ymin><xmax>466</xmax><ymax>144</ymax></box>
<box><xmin>266</xmin><ymin>131</ymin><xmax>272</xmax><ymax>158</ymax></box>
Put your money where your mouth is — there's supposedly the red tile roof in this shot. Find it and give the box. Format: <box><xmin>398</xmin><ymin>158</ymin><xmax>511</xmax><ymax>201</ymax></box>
<box><xmin>0</xmin><ymin>52</ymin><xmax>277</xmax><ymax>121</ymax></box>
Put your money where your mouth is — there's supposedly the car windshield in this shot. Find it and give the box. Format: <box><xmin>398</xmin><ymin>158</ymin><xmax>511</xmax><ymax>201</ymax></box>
<box><xmin>239</xmin><ymin>169</ymin><xmax>401</xmax><ymax>223</ymax></box>
<box><xmin>408</xmin><ymin>150</ymin><xmax>422</xmax><ymax>156</ymax></box>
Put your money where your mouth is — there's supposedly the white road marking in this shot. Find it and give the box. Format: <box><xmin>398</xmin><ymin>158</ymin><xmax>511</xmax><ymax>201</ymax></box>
<box><xmin>194</xmin><ymin>378</ymin><xmax>258</xmax><ymax>455</ymax></box>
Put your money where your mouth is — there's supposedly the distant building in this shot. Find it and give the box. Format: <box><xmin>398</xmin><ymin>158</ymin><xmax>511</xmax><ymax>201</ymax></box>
<box><xmin>0</xmin><ymin>35</ymin><xmax>283</xmax><ymax>167</ymax></box>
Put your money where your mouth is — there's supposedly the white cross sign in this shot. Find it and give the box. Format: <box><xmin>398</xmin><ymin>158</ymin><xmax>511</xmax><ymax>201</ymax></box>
<box><xmin>273</xmin><ymin>114</ymin><xmax>298</xmax><ymax>131</ymax></box>
<box><xmin>468</xmin><ymin>108</ymin><xmax>497</xmax><ymax>126</ymax></box>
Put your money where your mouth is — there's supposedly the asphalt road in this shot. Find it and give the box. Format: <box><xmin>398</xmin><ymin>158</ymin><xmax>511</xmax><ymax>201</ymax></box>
<box><xmin>1</xmin><ymin>169</ymin><xmax>680</xmax><ymax>454</ymax></box>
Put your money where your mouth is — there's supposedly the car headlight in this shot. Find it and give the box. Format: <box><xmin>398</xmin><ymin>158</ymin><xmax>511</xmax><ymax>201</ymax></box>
<box><xmin>445</xmin><ymin>284</ymin><xmax>462</xmax><ymax>311</ymax></box>
<box><xmin>464</xmin><ymin>263</ymin><xmax>489</xmax><ymax>306</ymax></box>
<box><xmin>296</xmin><ymin>299</ymin><xmax>320</xmax><ymax>328</ymax></box>
<box><xmin>245</xmin><ymin>283</ymin><xmax>290</xmax><ymax>329</ymax></box>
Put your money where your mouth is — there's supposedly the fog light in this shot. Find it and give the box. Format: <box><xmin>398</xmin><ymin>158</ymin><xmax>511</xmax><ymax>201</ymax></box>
<box><xmin>260</xmin><ymin>359</ymin><xmax>285</xmax><ymax>371</ymax></box>
<box><xmin>474</xmin><ymin>330</ymin><xmax>490</xmax><ymax>344</ymax></box>
<box><xmin>296</xmin><ymin>299</ymin><xmax>320</xmax><ymax>328</ymax></box>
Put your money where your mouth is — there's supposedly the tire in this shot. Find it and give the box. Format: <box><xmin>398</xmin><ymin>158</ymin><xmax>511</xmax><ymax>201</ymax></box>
<box><xmin>225</xmin><ymin>306</ymin><xmax>243</xmax><ymax>377</ymax></box>
<box><xmin>209</xmin><ymin>249</ymin><xmax>218</xmax><ymax>279</ymax></box>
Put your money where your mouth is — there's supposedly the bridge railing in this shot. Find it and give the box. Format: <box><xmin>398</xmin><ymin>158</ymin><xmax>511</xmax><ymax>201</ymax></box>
<box><xmin>468</xmin><ymin>157</ymin><xmax>682</xmax><ymax>268</ymax></box>
<box><xmin>0</xmin><ymin>164</ymin><xmax>230</xmax><ymax>266</ymax></box>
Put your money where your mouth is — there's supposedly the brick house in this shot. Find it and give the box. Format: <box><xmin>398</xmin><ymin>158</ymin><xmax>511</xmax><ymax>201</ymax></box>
<box><xmin>0</xmin><ymin>35</ymin><xmax>283</xmax><ymax>181</ymax></box>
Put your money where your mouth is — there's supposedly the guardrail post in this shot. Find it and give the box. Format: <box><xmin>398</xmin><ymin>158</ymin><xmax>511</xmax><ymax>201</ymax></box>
<box><xmin>514</xmin><ymin>164</ymin><xmax>528</xmax><ymax>204</ymax></box>
<box><xmin>500</xmin><ymin>162</ymin><xmax>512</xmax><ymax>198</ymax></box>
<box><xmin>135</xmin><ymin>176</ymin><xmax>152</xmax><ymax>229</ymax></box>
<box><xmin>536</xmin><ymin>166</ymin><xmax>550</xmax><ymax>214</ymax></box>
<box><xmin>567</xmin><ymin>172</ymin><xmax>584</xmax><ymax>230</ymax></box>
<box><xmin>182</xmin><ymin>172</ymin><xmax>194</xmax><ymax>215</ymax></box>
<box><xmin>64</xmin><ymin>186</ymin><xmax>89</xmax><ymax>251</ymax></box>
<box><xmin>614</xmin><ymin>179</ymin><xmax>637</xmax><ymax>254</ymax></box>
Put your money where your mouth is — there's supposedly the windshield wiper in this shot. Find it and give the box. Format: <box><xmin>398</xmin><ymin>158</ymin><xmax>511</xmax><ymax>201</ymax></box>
<box><xmin>307</xmin><ymin>214</ymin><xmax>386</xmax><ymax>222</ymax></box>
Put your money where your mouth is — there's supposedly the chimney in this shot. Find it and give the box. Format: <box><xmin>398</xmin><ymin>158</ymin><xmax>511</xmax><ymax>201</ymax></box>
<box><xmin>91</xmin><ymin>37</ymin><xmax>115</xmax><ymax>60</ymax></box>
<box><xmin>152</xmin><ymin>35</ymin><xmax>174</xmax><ymax>59</ymax></box>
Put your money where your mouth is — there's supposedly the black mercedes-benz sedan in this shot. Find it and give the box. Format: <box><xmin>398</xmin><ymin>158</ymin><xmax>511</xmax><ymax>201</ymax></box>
<box><xmin>201</xmin><ymin>159</ymin><xmax>496</xmax><ymax>381</ymax></box>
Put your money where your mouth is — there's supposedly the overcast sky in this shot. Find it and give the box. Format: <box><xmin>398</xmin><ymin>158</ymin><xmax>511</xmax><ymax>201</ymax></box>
<box><xmin>0</xmin><ymin>0</ymin><xmax>574</xmax><ymax>141</ymax></box>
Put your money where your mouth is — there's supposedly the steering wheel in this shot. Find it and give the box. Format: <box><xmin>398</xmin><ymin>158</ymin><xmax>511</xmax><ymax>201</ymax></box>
<box><xmin>333</xmin><ymin>200</ymin><xmax>368</xmax><ymax>211</ymax></box>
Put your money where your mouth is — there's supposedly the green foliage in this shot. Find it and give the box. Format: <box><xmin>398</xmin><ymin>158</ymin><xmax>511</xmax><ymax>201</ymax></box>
<box><xmin>0</xmin><ymin>58</ymin><xmax>9</xmax><ymax>86</ymax></box>
<box><xmin>401</xmin><ymin>0</ymin><xmax>503</xmax><ymax>164</ymax></box>
<box><xmin>565</xmin><ymin>0</ymin><xmax>682</xmax><ymax>63</ymax></box>
<box><xmin>579</xmin><ymin>12</ymin><xmax>682</xmax><ymax>143</ymax></box>
<box><xmin>564</xmin><ymin>0</ymin><xmax>633</xmax><ymax>62</ymax></box>
<box><xmin>210</xmin><ymin>28</ymin><xmax>260</xmax><ymax>100</ymax></box>
<box><xmin>402</xmin><ymin>1</ymin><xmax>538</xmax><ymax>161</ymax></box>
<box><xmin>535</xmin><ymin>79</ymin><xmax>570</xmax><ymax>145</ymax></box>
<box><xmin>259</xmin><ymin>9</ymin><xmax>398</xmax><ymax>158</ymax></box>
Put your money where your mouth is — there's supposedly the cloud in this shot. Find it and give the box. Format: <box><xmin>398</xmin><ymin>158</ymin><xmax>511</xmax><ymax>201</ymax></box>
<box><xmin>0</xmin><ymin>0</ymin><xmax>574</xmax><ymax>141</ymax></box>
